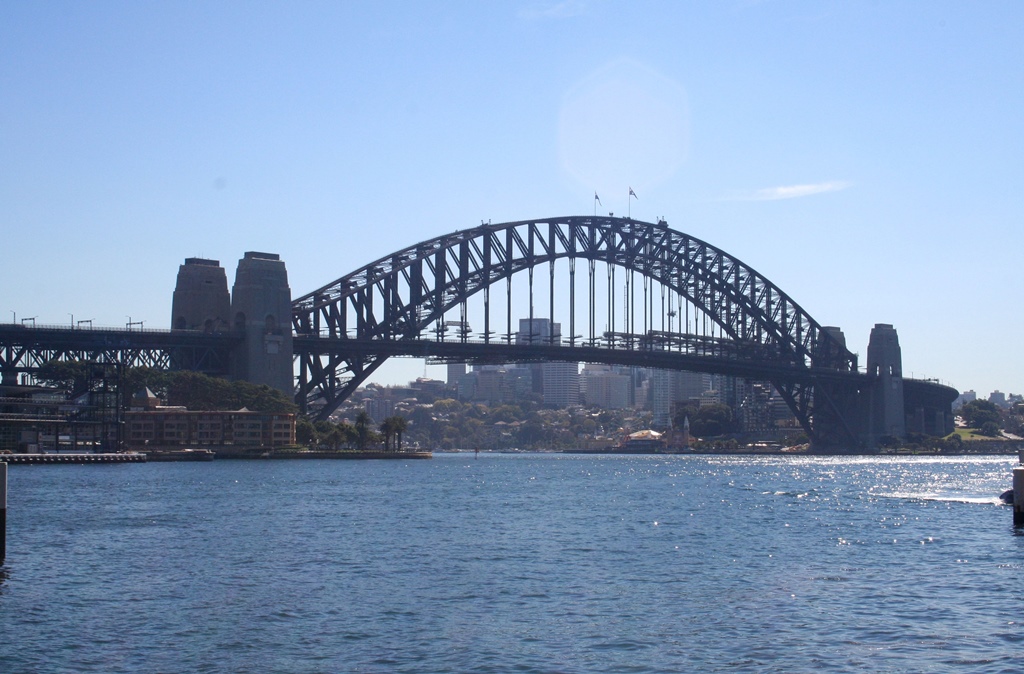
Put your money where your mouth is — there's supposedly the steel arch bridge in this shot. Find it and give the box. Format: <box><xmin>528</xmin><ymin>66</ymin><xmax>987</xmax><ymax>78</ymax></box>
<box><xmin>292</xmin><ymin>215</ymin><xmax>868</xmax><ymax>446</ymax></box>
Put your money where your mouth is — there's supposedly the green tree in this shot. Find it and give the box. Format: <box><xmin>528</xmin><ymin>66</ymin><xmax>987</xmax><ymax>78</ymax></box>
<box><xmin>960</xmin><ymin>400</ymin><xmax>1001</xmax><ymax>430</ymax></box>
<box><xmin>355</xmin><ymin>410</ymin><xmax>374</xmax><ymax>449</ymax></box>
<box><xmin>379</xmin><ymin>417</ymin><xmax>396</xmax><ymax>450</ymax></box>
<box><xmin>518</xmin><ymin>414</ymin><xmax>550</xmax><ymax>446</ymax></box>
<box><xmin>378</xmin><ymin>415</ymin><xmax>410</xmax><ymax>451</ymax></box>
<box><xmin>325</xmin><ymin>424</ymin><xmax>346</xmax><ymax>449</ymax></box>
<box><xmin>669</xmin><ymin>401</ymin><xmax>736</xmax><ymax>438</ymax></box>
<box><xmin>296</xmin><ymin>416</ymin><xmax>318</xmax><ymax>447</ymax></box>
<box><xmin>119</xmin><ymin>367</ymin><xmax>171</xmax><ymax>403</ymax></box>
<box><xmin>1005</xmin><ymin>405</ymin><xmax>1024</xmax><ymax>437</ymax></box>
<box><xmin>313</xmin><ymin>420</ymin><xmax>334</xmax><ymax>446</ymax></box>
<box><xmin>682</xmin><ymin>403</ymin><xmax>735</xmax><ymax>437</ymax></box>
<box><xmin>36</xmin><ymin>360</ymin><xmax>108</xmax><ymax>395</ymax></box>
<box><xmin>392</xmin><ymin>416</ymin><xmax>408</xmax><ymax>450</ymax></box>
<box><xmin>334</xmin><ymin>421</ymin><xmax>357</xmax><ymax>448</ymax></box>
<box><xmin>432</xmin><ymin>398</ymin><xmax>462</xmax><ymax>415</ymax></box>
<box><xmin>672</xmin><ymin>401</ymin><xmax>701</xmax><ymax>431</ymax></box>
<box><xmin>490</xmin><ymin>405</ymin><xmax>523</xmax><ymax>423</ymax></box>
<box><xmin>165</xmin><ymin>371</ymin><xmax>297</xmax><ymax>413</ymax></box>
<box><xmin>980</xmin><ymin>420</ymin><xmax>1002</xmax><ymax>437</ymax></box>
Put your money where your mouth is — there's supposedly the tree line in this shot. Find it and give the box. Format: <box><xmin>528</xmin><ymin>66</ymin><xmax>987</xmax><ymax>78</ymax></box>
<box><xmin>296</xmin><ymin>411</ymin><xmax>409</xmax><ymax>451</ymax></box>
<box><xmin>959</xmin><ymin>399</ymin><xmax>1023</xmax><ymax>437</ymax></box>
<box><xmin>36</xmin><ymin>362</ymin><xmax>297</xmax><ymax>414</ymax></box>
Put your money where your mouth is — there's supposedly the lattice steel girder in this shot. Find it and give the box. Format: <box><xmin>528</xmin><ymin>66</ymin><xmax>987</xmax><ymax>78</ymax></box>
<box><xmin>296</xmin><ymin>336</ymin><xmax>864</xmax><ymax>385</ymax></box>
<box><xmin>0</xmin><ymin>325</ymin><xmax>239</xmax><ymax>378</ymax></box>
<box><xmin>295</xmin><ymin>335</ymin><xmax>872</xmax><ymax>438</ymax></box>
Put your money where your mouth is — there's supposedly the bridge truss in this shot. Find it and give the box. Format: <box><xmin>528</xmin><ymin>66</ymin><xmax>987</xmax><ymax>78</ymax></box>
<box><xmin>0</xmin><ymin>325</ymin><xmax>237</xmax><ymax>381</ymax></box>
<box><xmin>293</xmin><ymin>216</ymin><xmax>864</xmax><ymax>445</ymax></box>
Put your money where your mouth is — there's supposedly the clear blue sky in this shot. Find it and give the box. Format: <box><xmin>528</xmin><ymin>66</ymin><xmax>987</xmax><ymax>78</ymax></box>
<box><xmin>2</xmin><ymin>1</ymin><xmax>1021</xmax><ymax>397</ymax></box>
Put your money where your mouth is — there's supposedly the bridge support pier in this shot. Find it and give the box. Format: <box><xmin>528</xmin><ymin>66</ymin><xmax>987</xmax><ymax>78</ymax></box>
<box><xmin>810</xmin><ymin>380</ymin><xmax>869</xmax><ymax>453</ymax></box>
<box><xmin>865</xmin><ymin>323</ymin><xmax>906</xmax><ymax>446</ymax></box>
<box><xmin>812</xmin><ymin>324</ymin><xmax>920</xmax><ymax>452</ymax></box>
<box><xmin>171</xmin><ymin>258</ymin><xmax>231</xmax><ymax>332</ymax></box>
<box><xmin>229</xmin><ymin>252</ymin><xmax>293</xmax><ymax>397</ymax></box>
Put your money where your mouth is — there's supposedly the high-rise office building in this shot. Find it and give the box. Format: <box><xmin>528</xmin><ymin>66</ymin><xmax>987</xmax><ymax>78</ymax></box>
<box><xmin>447</xmin><ymin>362</ymin><xmax>467</xmax><ymax>385</ymax></box>
<box><xmin>516</xmin><ymin>318</ymin><xmax>579</xmax><ymax>406</ymax></box>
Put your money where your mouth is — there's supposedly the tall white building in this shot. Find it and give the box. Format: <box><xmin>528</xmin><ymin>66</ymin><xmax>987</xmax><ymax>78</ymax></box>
<box><xmin>650</xmin><ymin>368</ymin><xmax>672</xmax><ymax>427</ymax></box>
<box><xmin>474</xmin><ymin>366</ymin><xmax>505</xmax><ymax>404</ymax></box>
<box><xmin>446</xmin><ymin>362</ymin><xmax>467</xmax><ymax>385</ymax></box>
<box><xmin>542</xmin><ymin>361</ymin><xmax>580</xmax><ymax>406</ymax></box>
<box><xmin>953</xmin><ymin>390</ymin><xmax>977</xmax><ymax>410</ymax></box>
<box><xmin>516</xmin><ymin>318</ymin><xmax>579</xmax><ymax>407</ymax></box>
<box><xmin>647</xmin><ymin>369</ymin><xmax>709</xmax><ymax>428</ymax></box>
<box><xmin>517</xmin><ymin>318</ymin><xmax>559</xmax><ymax>345</ymax></box>
<box><xmin>672</xmin><ymin>371</ymin><xmax>707</xmax><ymax>403</ymax></box>
<box><xmin>582</xmin><ymin>364</ymin><xmax>632</xmax><ymax>409</ymax></box>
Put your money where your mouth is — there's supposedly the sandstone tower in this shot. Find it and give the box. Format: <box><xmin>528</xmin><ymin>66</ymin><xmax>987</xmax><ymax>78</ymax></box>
<box><xmin>170</xmin><ymin>258</ymin><xmax>231</xmax><ymax>332</ymax></box>
<box><xmin>229</xmin><ymin>252</ymin><xmax>293</xmax><ymax>396</ymax></box>
<box><xmin>866</xmin><ymin>323</ymin><xmax>905</xmax><ymax>442</ymax></box>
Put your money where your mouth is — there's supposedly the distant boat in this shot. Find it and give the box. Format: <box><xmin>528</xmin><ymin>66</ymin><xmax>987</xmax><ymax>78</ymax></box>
<box><xmin>145</xmin><ymin>448</ymin><xmax>215</xmax><ymax>462</ymax></box>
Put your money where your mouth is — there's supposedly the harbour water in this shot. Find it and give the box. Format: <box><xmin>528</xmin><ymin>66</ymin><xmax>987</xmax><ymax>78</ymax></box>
<box><xmin>1</xmin><ymin>453</ymin><xmax>1023</xmax><ymax>672</ymax></box>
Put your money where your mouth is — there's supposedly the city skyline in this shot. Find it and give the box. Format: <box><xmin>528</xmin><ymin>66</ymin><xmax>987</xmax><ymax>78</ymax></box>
<box><xmin>3</xmin><ymin>2</ymin><xmax>1022</xmax><ymax>397</ymax></box>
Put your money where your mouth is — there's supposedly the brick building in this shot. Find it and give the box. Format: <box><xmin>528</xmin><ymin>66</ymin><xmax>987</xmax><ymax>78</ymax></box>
<box><xmin>125</xmin><ymin>408</ymin><xmax>295</xmax><ymax>449</ymax></box>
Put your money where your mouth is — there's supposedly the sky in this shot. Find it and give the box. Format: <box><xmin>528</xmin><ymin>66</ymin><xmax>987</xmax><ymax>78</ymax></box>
<box><xmin>2</xmin><ymin>1</ymin><xmax>1022</xmax><ymax>397</ymax></box>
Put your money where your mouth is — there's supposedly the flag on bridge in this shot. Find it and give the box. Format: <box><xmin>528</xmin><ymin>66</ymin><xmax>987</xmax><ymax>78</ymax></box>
<box><xmin>594</xmin><ymin>191</ymin><xmax>601</xmax><ymax>205</ymax></box>
<box><xmin>629</xmin><ymin>187</ymin><xmax>637</xmax><ymax>199</ymax></box>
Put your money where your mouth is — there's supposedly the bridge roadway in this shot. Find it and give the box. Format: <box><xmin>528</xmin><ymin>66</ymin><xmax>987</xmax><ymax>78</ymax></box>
<box><xmin>0</xmin><ymin>324</ymin><xmax>239</xmax><ymax>381</ymax></box>
<box><xmin>1</xmin><ymin>323</ymin><xmax>956</xmax><ymax>414</ymax></box>
<box><xmin>292</xmin><ymin>334</ymin><xmax>869</xmax><ymax>386</ymax></box>
<box><xmin>3</xmin><ymin>323</ymin><xmax>869</xmax><ymax>387</ymax></box>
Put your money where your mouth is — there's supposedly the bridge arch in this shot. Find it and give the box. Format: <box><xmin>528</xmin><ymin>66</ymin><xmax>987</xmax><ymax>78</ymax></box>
<box><xmin>292</xmin><ymin>216</ymin><xmax>860</xmax><ymax>443</ymax></box>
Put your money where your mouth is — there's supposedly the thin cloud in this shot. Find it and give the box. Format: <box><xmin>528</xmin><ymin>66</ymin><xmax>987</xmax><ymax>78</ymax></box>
<box><xmin>729</xmin><ymin>180</ymin><xmax>852</xmax><ymax>201</ymax></box>
<box><xmin>518</xmin><ymin>1</ymin><xmax>588</xmax><ymax>20</ymax></box>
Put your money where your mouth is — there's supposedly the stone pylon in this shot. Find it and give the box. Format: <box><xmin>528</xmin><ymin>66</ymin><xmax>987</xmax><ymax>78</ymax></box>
<box><xmin>230</xmin><ymin>252</ymin><xmax>293</xmax><ymax>396</ymax></box>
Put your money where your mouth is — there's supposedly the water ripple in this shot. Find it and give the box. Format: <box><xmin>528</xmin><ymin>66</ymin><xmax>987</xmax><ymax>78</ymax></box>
<box><xmin>0</xmin><ymin>454</ymin><xmax>1021</xmax><ymax>672</ymax></box>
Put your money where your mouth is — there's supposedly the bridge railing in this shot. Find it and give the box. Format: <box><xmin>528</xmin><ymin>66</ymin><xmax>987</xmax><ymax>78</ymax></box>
<box><xmin>295</xmin><ymin>329</ymin><xmax>813</xmax><ymax>369</ymax></box>
<box><xmin>0</xmin><ymin>322</ymin><xmax>226</xmax><ymax>336</ymax></box>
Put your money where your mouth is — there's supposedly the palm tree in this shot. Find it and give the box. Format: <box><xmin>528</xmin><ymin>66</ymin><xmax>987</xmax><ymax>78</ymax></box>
<box><xmin>325</xmin><ymin>425</ymin><xmax>345</xmax><ymax>450</ymax></box>
<box><xmin>392</xmin><ymin>416</ymin><xmax>408</xmax><ymax>451</ymax></box>
<box><xmin>379</xmin><ymin>417</ymin><xmax>396</xmax><ymax>451</ymax></box>
<box><xmin>379</xmin><ymin>416</ymin><xmax>409</xmax><ymax>451</ymax></box>
<box><xmin>355</xmin><ymin>410</ymin><xmax>373</xmax><ymax>450</ymax></box>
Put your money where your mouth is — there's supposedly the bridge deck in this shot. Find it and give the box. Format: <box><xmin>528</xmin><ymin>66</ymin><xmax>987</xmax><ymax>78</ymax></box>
<box><xmin>294</xmin><ymin>335</ymin><xmax>869</xmax><ymax>385</ymax></box>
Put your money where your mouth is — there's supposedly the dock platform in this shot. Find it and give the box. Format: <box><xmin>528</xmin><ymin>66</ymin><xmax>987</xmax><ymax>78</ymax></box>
<box><xmin>1</xmin><ymin>453</ymin><xmax>147</xmax><ymax>464</ymax></box>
